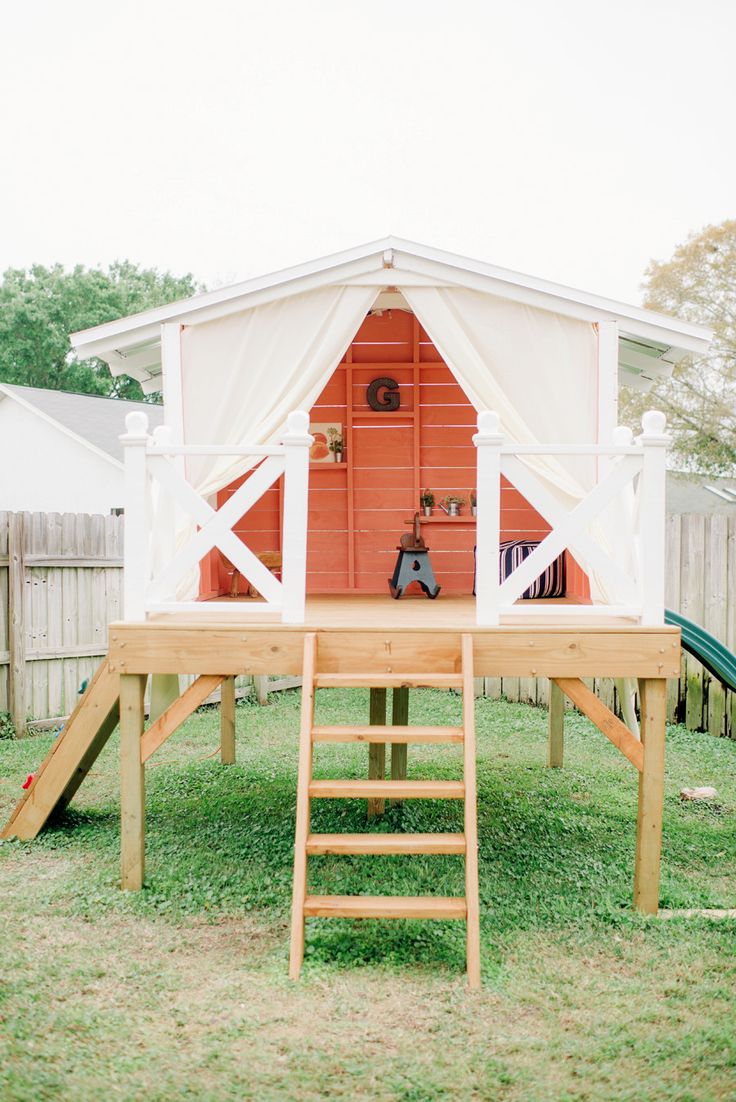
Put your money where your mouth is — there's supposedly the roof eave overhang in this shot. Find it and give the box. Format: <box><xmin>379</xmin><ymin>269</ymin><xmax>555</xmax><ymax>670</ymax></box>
<box><xmin>69</xmin><ymin>236</ymin><xmax>713</xmax><ymax>388</ymax></box>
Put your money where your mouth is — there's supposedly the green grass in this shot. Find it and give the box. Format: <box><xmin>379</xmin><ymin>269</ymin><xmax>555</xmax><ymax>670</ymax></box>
<box><xmin>1</xmin><ymin>689</ymin><xmax>735</xmax><ymax>1101</ymax></box>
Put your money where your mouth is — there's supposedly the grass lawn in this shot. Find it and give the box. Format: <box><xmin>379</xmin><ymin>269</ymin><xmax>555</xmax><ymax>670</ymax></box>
<box><xmin>1</xmin><ymin>688</ymin><xmax>735</xmax><ymax>1101</ymax></box>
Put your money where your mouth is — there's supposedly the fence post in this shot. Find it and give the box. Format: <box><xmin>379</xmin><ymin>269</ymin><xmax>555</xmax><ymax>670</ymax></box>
<box><xmin>280</xmin><ymin>410</ymin><xmax>313</xmax><ymax>624</ymax></box>
<box><xmin>638</xmin><ymin>411</ymin><xmax>669</xmax><ymax>626</ymax></box>
<box><xmin>120</xmin><ymin>412</ymin><xmax>150</xmax><ymax>622</ymax></box>
<box><xmin>473</xmin><ymin>411</ymin><xmax>503</xmax><ymax>626</ymax></box>
<box><xmin>8</xmin><ymin>512</ymin><xmax>26</xmax><ymax>737</ymax></box>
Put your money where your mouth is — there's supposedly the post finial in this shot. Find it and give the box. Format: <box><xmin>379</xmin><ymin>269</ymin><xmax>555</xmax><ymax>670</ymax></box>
<box><xmin>478</xmin><ymin>410</ymin><xmax>501</xmax><ymax>435</ymax></box>
<box><xmin>641</xmin><ymin>410</ymin><xmax>667</xmax><ymax>436</ymax></box>
<box><xmin>122</xmin><ymin>411</ymin><xmax>149</xmax><ymax>438</ymax></box>
<box><xmin>286</xmin><ymin>409</ymin><xmax>310</xmax><ymax>435</ymax></box>
<box><xmin>152</xmin><ymin>424</ymin><xmax>174</xmax><ymax>446</ymax></box>
<box><xmin>612</xmin><ymin>425</ymin><xmax>633</xmax><ymax>445</ymax></box>
<box><xmin>473</xmin><ymin>410</ymin><xmax>503</xmax><ymax>447</ymax></box>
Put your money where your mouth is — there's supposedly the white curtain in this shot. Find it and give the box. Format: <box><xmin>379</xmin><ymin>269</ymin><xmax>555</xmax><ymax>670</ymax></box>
<box><xmin>168</xmin><ymin>283</ymin><xmax>376</xmax><ymax>599</ymax></box>
<box><xmin>179</xmin><ymin>284</ymin><xmax>377</xmax><ymax>495</ymax></box>
<box><xmin>401</xmin><ymin>286</ymin><xmax>598</xmax><ymax>503</ymax></box>
<box><xmin>401</xmin><ymin>286</ymin><xmax>630</xmax><ymax>604</ymax></box>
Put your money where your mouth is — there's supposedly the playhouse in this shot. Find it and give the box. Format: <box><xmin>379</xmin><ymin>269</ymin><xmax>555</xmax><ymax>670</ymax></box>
<box><xmin>2</xmin><ymin>239</ymin><xmax>712</xmax><ymax>986</ymax></box>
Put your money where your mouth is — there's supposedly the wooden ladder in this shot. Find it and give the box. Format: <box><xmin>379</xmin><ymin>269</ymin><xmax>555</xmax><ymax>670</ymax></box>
<box><xmin>289</xmin><ymin>633</ymin><xmax>481</xmax><ymax>988</ymax></box>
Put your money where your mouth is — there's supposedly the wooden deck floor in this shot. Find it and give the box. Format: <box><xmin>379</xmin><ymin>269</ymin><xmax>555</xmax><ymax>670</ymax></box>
<box><xmin>110</xmin><ymin>596</ymin><xmax>680</xmax><ymax>680</ymax></box>
<box><xmin>162</xmin><ymin>593</ymin><xmax>641</xmax><ymax>630</ymax></box>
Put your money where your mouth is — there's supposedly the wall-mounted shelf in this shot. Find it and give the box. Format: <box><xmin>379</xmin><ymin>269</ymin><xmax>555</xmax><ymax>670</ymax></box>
<box><xmin>310</xmin><ymin>462</ymin><xmax>348</xmax><ymax>471</ymax></box>
<box><xmin>405</xmin><ymin>514</ymin><xmax>477</xmax><ymax>525</ymax></box>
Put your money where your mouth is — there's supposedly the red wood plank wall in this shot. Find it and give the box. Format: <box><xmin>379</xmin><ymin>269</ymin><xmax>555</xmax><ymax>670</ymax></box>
<box><xmin>206</xmin><ymin>311</ymin><xmax>590</xmax><ymax>598</ymax></box>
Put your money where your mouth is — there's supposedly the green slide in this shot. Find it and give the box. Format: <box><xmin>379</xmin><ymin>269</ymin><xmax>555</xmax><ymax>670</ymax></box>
<box><xmin>665</xmin><ymin>609</ymin><xmax>736</xmax><ymax>693</ymax></box>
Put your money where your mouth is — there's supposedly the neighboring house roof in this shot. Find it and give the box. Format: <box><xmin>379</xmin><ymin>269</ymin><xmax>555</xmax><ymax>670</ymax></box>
<box><xmin>0</xmin><ymin>383</ymin><xmax>164</xmax><ymax>466</ymax></box>
<box><xmin>666</xmin><ymin>472</ymin><xmax>736</xmax><ymax>514</ymax></box>
<box><xmin>69</xmin><ymin>236</ymin><xmax>713</xmax><ymax>396</ymax></box>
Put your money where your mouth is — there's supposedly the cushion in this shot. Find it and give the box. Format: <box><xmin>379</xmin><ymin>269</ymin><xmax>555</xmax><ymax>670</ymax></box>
<box><xmin>498</xmin><ymin>539</ymin><xmax>566</xmax><ymax>599</ymax></box>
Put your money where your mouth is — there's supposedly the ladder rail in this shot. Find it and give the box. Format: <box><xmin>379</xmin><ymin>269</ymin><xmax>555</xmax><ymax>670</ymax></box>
<box><xmin>462</xmin><ymin>633</ymin><xmax>481</xmax><ymax>990</ymax></box>
<box><xmin>288</xmin><ymin>632</ymin><xmax>317</xmax><ymax>980</ymax></box>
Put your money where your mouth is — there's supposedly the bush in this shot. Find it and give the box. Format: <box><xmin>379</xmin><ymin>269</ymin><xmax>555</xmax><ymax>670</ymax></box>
<box><xmin>0</xmin><ymin>712</ymin><xmax>15</xmax><ymax>739</ymax></box>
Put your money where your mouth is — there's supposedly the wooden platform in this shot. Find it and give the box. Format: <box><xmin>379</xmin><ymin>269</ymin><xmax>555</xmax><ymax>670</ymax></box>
<box><xmin>3</xmin><ymin>594</ymin><xmax>678</xmax><ymax>924</ymax></box>
<box><xmin>108</xmin><ymin>595</ymin><xmax>680</xmax><ymax>680</ymax></box>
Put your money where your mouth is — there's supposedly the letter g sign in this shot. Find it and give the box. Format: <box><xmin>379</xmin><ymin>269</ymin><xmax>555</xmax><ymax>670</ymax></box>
<box><xmin>366</xmin><ymin>377</ymin><xmax>400</xmax><ymax>412</ymax></box>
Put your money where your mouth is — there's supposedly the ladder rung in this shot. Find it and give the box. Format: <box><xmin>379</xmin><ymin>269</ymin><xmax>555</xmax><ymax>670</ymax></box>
<box><xmin>303</xmin><ymin>895</ymin><xmax>467</xmax><ymax>919</ymax></box>
<box><xmin>314</xmin><ymin>673</ymin><xmax>463</xmax><ymax>689</ymax></box>
<box><xmin>306</xmin><ymin>832</ymin><xmax>466</xmax><ymax>855</ymax></box>
<box><xmin>312</xmin><ymin>724</ymin><xmax>464</xmax><ymax>744</ymax></box>
<box><xmin>309</xmin><ymin>779</ymin><xmax>465</xmax><ymax>799</ymax></box>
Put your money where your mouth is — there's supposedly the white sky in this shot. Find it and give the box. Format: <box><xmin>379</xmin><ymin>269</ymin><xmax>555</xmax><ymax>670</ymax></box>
<box><xmin>1</xmin><ymin>0</ymin><xmax>733</xmax><ymax>305</ymax></box>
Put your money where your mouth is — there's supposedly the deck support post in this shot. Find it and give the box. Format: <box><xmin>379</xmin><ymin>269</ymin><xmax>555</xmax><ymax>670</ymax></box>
<box><xmin>368</xmin><ymin>688</ymin><xmax>387</xmax><ymax>819</ymax></box>
<box><xmin>220</xmin><ymin>676</ymin><xmax>236</xmax><ymax>764</ymax></box>
<box><xmin>120</xmin><ymin>673</ymin><xmax>147</xmax><ymax>890</ymax></box>
<box><xmin>547</xmin><ymin>679</ymin><xmax>564</xmax><ymax>768</ymax></box>
<box><xmin>390</xmin><ymin>687</ymin><xmax>410</xmax><ymax>804</ymax></box>
<box><xmin>634</xmin><ymin>678</ymin><xmax>667</xmax><ymax>914</ymax></box>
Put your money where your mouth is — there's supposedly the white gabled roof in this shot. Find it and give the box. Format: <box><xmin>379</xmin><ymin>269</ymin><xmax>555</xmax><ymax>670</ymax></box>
<box><xmin>69</xmin><ymin>236</ymin><xmax>713</xmax><ymax>394</ymax></box>
<box><xmin>0</xmin><ymin>384</ymin><xmax>164</xmax><ymax>466</ymax></box>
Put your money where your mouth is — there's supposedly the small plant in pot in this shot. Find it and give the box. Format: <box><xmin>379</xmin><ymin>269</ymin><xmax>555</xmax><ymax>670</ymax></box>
<box><xmin>470</xmin><ymin>490</ymin><xmax>477</xmax><ymax>517</ymax></box>
<box><xmin>327</xmin><ymin>427</ymin><xmax>344</xmax><ymax>462</ymax></box>
<box><xmin>420</xmin><ymin>489</ymin><xmax>435</xmax><ymax>516</ymax></box>
<box><xmin>440</xmin><ymin>494</ymin><xmax>466</xmax><ymax>517</ymax></box>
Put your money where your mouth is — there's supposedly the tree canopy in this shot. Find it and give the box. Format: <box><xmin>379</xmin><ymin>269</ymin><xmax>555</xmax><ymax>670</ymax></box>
<box><xmin>621</xmin><ymin>220</ymin><xmax>736</xmax><ymax>475</ymax></box>
<box><xmin>0</xmin><ymin>261</ymin><xmax>201</xmax><ymax>400</ymax></box>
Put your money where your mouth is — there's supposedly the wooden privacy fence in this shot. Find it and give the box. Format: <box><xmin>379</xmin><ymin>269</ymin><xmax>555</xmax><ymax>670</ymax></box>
<box><xmin>1</xmin><ymin>511</ymin><xmax>125</xmax><ymax>735</ymax></box>
<box><xmin>0</xmin><ymin>511</ymin><xmax>298</xmax><ymax>734</ymax></box>
<box><xmin>664</xmin><ymin>512</ymin><xmax>736</xmax><ymax>739</ymax></box>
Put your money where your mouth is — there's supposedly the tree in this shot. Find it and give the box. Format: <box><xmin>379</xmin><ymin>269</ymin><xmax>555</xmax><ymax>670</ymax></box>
<box><xmin>621</xmin><ymin>220</ymin><xmax>736</xmax><ymax>475</ymax></box>
<box><xmin>0</xmin><ymin>261</ymin><xmax>201</xmax><ymax>400</ymax></box>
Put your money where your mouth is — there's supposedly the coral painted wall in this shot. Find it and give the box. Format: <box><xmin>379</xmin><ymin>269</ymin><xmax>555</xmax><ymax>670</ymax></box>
<box><xmin>210</xmin><ymin>311</ymin><xmax>588</xmax><ymax>598</ymax></box>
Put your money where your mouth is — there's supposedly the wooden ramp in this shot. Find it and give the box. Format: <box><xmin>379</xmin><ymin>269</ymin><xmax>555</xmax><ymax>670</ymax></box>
<box><xmin>1</xmin><ymin>662</ymin><xmax>119</xmax><ymax>841</ymax></box>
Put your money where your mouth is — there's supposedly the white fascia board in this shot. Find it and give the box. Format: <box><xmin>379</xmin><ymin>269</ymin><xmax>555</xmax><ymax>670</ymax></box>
<box><xmin>70</xmin><ymin>242</ymin><xmax>392</xmax><ymax>359</ymax></box>
<box><xmin>0</xmin><ymin>384</ymin><xmax>124</xmax><ymax>470</ymax></box>
<box><xmin>389</xmin><ymin>245</ymin><xmax>712</xmax><ymax>356</ymax></box>
<box><xmin>70</xmin><ymin>232</ymin><xmax>712</xmax><ymax>366</ymax></box>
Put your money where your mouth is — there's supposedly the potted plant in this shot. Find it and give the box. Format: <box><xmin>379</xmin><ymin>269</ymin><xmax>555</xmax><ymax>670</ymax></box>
<box><xmin>327</xmin><ymin>426</ymin><xmax>344</xmax><ymax>462</ymax></box>
<box><xmin>420</xmin><ymin>489</ymin><xmax>435</xmax><ymax>516</ymax></box>
<box><xmin>470</xmin><ymin>490</ymin><xmax>477</xmax><ymax>517</ymax></box>
<box><xmin>440</xmin><ymin>493</ymin><xmax>466</xmax><ymax>517</ymax></box>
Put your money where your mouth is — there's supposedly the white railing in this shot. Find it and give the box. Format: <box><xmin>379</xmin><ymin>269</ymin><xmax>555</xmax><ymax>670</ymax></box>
<box><xmin>473</xmin><ymin>410</ymin><xmax>669</xmax><ymax>626</ymax></box>
<box><xmin>120</xmin><ymin>405</ymin><xmax>667</xmax><ymax>628</ymax></box>
<box><xmin>120</xmin><ymin>409</ymin><xmax>312</xmax><ymax>623</ymax></box>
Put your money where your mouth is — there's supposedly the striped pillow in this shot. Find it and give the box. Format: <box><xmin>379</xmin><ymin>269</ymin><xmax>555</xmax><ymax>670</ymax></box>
<box><xmin>499</xmin><ymin>540</ymin><xmax>566</xmax><ymax>599</ymax></box>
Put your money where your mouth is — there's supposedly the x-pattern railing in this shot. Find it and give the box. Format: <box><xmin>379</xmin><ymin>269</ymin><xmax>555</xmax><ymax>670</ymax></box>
<box><xmin>120</xmin><ymin>410</ymin><xmax>312</xmax><ymax>623</ymax></box>
<box><xmin>473</xmin><ymin>410</ymin><xmax>668</xmax><ymax>626</ymax></box>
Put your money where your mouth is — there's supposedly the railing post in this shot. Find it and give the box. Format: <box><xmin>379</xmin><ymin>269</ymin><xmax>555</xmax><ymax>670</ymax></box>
<box><xmin>120</xmin><ymin>411</ymin><xmax>150</xmax><ymax>621</ymax></box>
<box><xmin>149</xmin><ymin>425</ymin><xmax>178</xmax><ymax>603</ymax></box>
<box><xmin>280</xmin><ymin>410</ymin><xmax>313</xmax><ymax>624</ymax></box>
<box><xmin>473</xmin><ymin>411</ymin><xmax>504</xmax><ymax>626</ymax></box>
<box><xmin>638</xmin><ymin>410</ymin><xmax>669</xmax><ymax>626</ymax></box>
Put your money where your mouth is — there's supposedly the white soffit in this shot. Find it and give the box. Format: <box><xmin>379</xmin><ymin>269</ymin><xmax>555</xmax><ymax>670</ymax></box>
<box><xmin>70</xmin><ymin>237</ymin><xmax>712</xmax><ymax>393</ymax></box>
